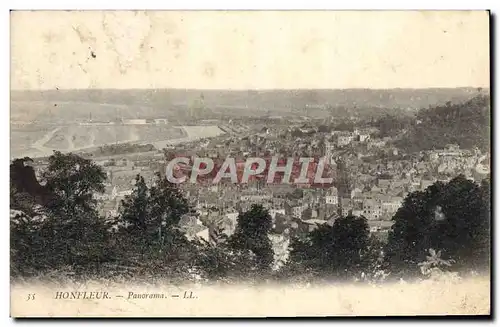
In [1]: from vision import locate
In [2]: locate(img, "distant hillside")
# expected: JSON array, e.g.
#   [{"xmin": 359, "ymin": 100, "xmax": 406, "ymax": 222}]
[
  {"xmin": 11, "ymin": 88, "xmax": 487, "ymax": 122},
  {"xmin": 396, "ymin": 94, "xmax": 491, "ymax": 152}
]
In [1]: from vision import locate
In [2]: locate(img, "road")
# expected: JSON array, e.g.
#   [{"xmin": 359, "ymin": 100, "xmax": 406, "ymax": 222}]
[{"xmin": 31, "ymin": 127, "xmax": 62, "ymax": 156}]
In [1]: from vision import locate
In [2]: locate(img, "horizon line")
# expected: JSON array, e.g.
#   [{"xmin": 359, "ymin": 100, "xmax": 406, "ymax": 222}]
[{"xmin": 10, "ymin": 86, "xmax": 490, "ymax": 92}]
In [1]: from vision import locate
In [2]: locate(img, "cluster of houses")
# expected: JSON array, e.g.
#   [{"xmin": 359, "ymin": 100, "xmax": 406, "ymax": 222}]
[
  {"xmin": 330, "ymin": 128, "xmax": 374, "ymax": 147},
  {"xmin": 50, "ymin": 115, "xmax": 488, "ymax": 271}
]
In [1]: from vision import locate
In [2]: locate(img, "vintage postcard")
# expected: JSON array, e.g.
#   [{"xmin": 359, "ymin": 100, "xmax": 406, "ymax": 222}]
[{"xmin": 10, "ymin": 10, "xmax": 491, "ymax": 317}]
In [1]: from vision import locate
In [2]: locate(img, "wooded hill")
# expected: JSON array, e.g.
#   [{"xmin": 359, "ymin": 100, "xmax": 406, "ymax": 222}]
[{"xmin": 395, "ymin": 94, "xmax": 490, "ymax": 152}]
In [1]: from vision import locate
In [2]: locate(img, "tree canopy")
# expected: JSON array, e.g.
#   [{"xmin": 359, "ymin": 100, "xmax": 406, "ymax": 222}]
[
  {"xmin": 285, "ymin": 215, "xmax": 370, "ymax": 281},
  {"xmin": 385, "ymin": 175, "xmax": 490, "ymax": 277},
  {"xmin": 228, "ymin": 204, "xmax": 274, "ymax": 272}
]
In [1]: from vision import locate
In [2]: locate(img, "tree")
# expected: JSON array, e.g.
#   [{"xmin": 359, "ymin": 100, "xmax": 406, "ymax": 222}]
[
  {"xmin": 10, "ymin": 157, "xmax": 53, "ymax": 211},
  {"xmin": 42, "ymin": 152, "xmax": 110, "ymax": 271},
  {"xmin": 359, "ymin": 235, "xmax": 389, "ymax": 283},
  {"xmin": 119, "ymin": 174, "xmax": 149, "ymax": 233},
  {"xmin": 106, "ymin": 172, "xmax": 196, "ymax": 283},
  {"xmin": 42, "ymin": 151, "xmax": 106, "ymax": 217},
  {"xmin": 476, "ymin": 177, "xmax": 491, "ymax": 268},
  {"xmin": 286, "ymin": 215, "xmax": 370, "ymax": 281},
  {"xmin": 118, "ymin": 172, "xmax": 189, "ymax": 246},
  {"xmin": 396, "ymin": 95, "xmax": 490, "ymax": 152},
  {"xmin": 11, "ymin": 152, "xmax": 111, "ymax": 276},
  {"xmin": 372, "ymin": 114, "xmax": 412, "ymax": 138},
  {"xmin": 280, "ymin": 234, "xmax": 319, "ymax": 283},
  {"xmin": 148, "ymin": 172, "xmax": 190, "ymax": 232},
  {"xmin": 384, "ymin": 175, "xmax": 490, "ymax": 278},
  {"xmin": 330, "ymin": 215, "xmax": 370, "ymax": 273},
  {"xmin": 10, "ymin": 184, "xmax": 38, "ymax": 217},
  {"xmin": 10, "ymin": 208, "xmax": 47, "ymax": 275},
  {"xmin": 228, "ymin": 205, "xmax": 274, "ymax": 272},
  {"xmin": 194, "ymin": 239, "xmax": 260, "ymax": 284}
]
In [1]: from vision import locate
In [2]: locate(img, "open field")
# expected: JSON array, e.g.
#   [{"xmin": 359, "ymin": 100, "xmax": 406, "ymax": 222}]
[
  {"xmin": 10, "ymin": 124, "xmax": 186, "ymax": 159},
  {"xmin": 10, "ymin": 125, "xmax": 54, "ymax": 158},
  {"xmin": 43, "ymin": 125, "xmax": 185, "ymax": 150},
  {"xmin": 10, "ymin": 123, "xmax": 226, "ymax": 159}
]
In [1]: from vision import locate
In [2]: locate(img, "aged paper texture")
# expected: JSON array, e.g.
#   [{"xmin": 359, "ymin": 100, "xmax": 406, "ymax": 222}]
[{"xmin": 10, "ymin": 10, "xmax": 490, "ymax": 317}]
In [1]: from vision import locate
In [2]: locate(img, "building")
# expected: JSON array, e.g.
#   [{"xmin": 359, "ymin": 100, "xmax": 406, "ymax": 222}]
[
  {"xmin": 123, "ymin": 119, "xmax": 147, "ymax": 125},
  {"xmin": 325, "ymin": 186, "xmax": 339, "ymax": 206},
  {"xmin": 349, "ymin": 187, "xmax": 362, "ymax": 198},
  {"xmin": 354, "ymin": 129, "xmax": 371, "ymax": 142},
  {"xmin": 291, "ymin": 205, "xmax": 306, "ymax": 219},
  {"xmin": 381, "ymin": 196, "xmax": 403, "ymax": 218},
  {"xmin": 368, "ymin": 139, "xmax": 387, "ymax": 149},
  {"xmin": 240, "ymin": 194, "xmax": 272, "ymax": 202},
  {"xmin": 325, "ymin": 194, "xmax": 338, "ymax": 206},
  {"xmin": 362, "ymin": 198, "xmax": 382, "ymax": 220},
  {"xmin": 154, "ymin": 118, "xmax": 169, "ymax": 124},
  {"xmin": 196, "ymin": 228, "xmax": 210, "ymax": 242},
  {"xmin": 269, "ymin": 209, "xmax": 286, "ymax": 220},
  {"xmin": 336, "ymin": 133, "xmax": 354, "ymax": 147},
  {"xmin": 340, "ymin": 197, "xmax": 353, "ymax": 217},
  {"xmin": 352, "ymin": 209, "xmax": 364, "ymax": 217},
  {"xmin": 324, "ymin": 140, "xmax": 336, "ymax": 159},
  {"xmin": 378, "ymin": 179, "xmax": 391, "ymax": 189}
]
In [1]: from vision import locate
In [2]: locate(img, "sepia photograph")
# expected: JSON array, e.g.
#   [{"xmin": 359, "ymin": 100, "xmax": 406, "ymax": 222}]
[{"xmin": 9, "ymin": 10, "xmax": 491, "ymax": 317}]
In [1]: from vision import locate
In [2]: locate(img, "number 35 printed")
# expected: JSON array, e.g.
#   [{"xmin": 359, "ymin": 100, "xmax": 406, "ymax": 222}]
[{"xmin": 26, "ymin": 293, "xmax": 35, "ymax": 301}]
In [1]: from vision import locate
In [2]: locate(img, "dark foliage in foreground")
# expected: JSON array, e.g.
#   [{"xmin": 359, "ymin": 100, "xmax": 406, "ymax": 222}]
[
  {"xmin": 283, "ymin": 215, "xmax": 370, "ymax": 282},
  {"xmin": 384, "ymin": 175, "xmax": 491, "ymax": 278},
  {"xmin": 10, "ymin": 152, "xmax": 491, "ymax": 284}
]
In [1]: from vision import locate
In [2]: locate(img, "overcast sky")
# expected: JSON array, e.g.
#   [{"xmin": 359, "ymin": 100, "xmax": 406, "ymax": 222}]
[{"xmin": 10, "ymin": 11, "xmax": 490, "ymax": 90}]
